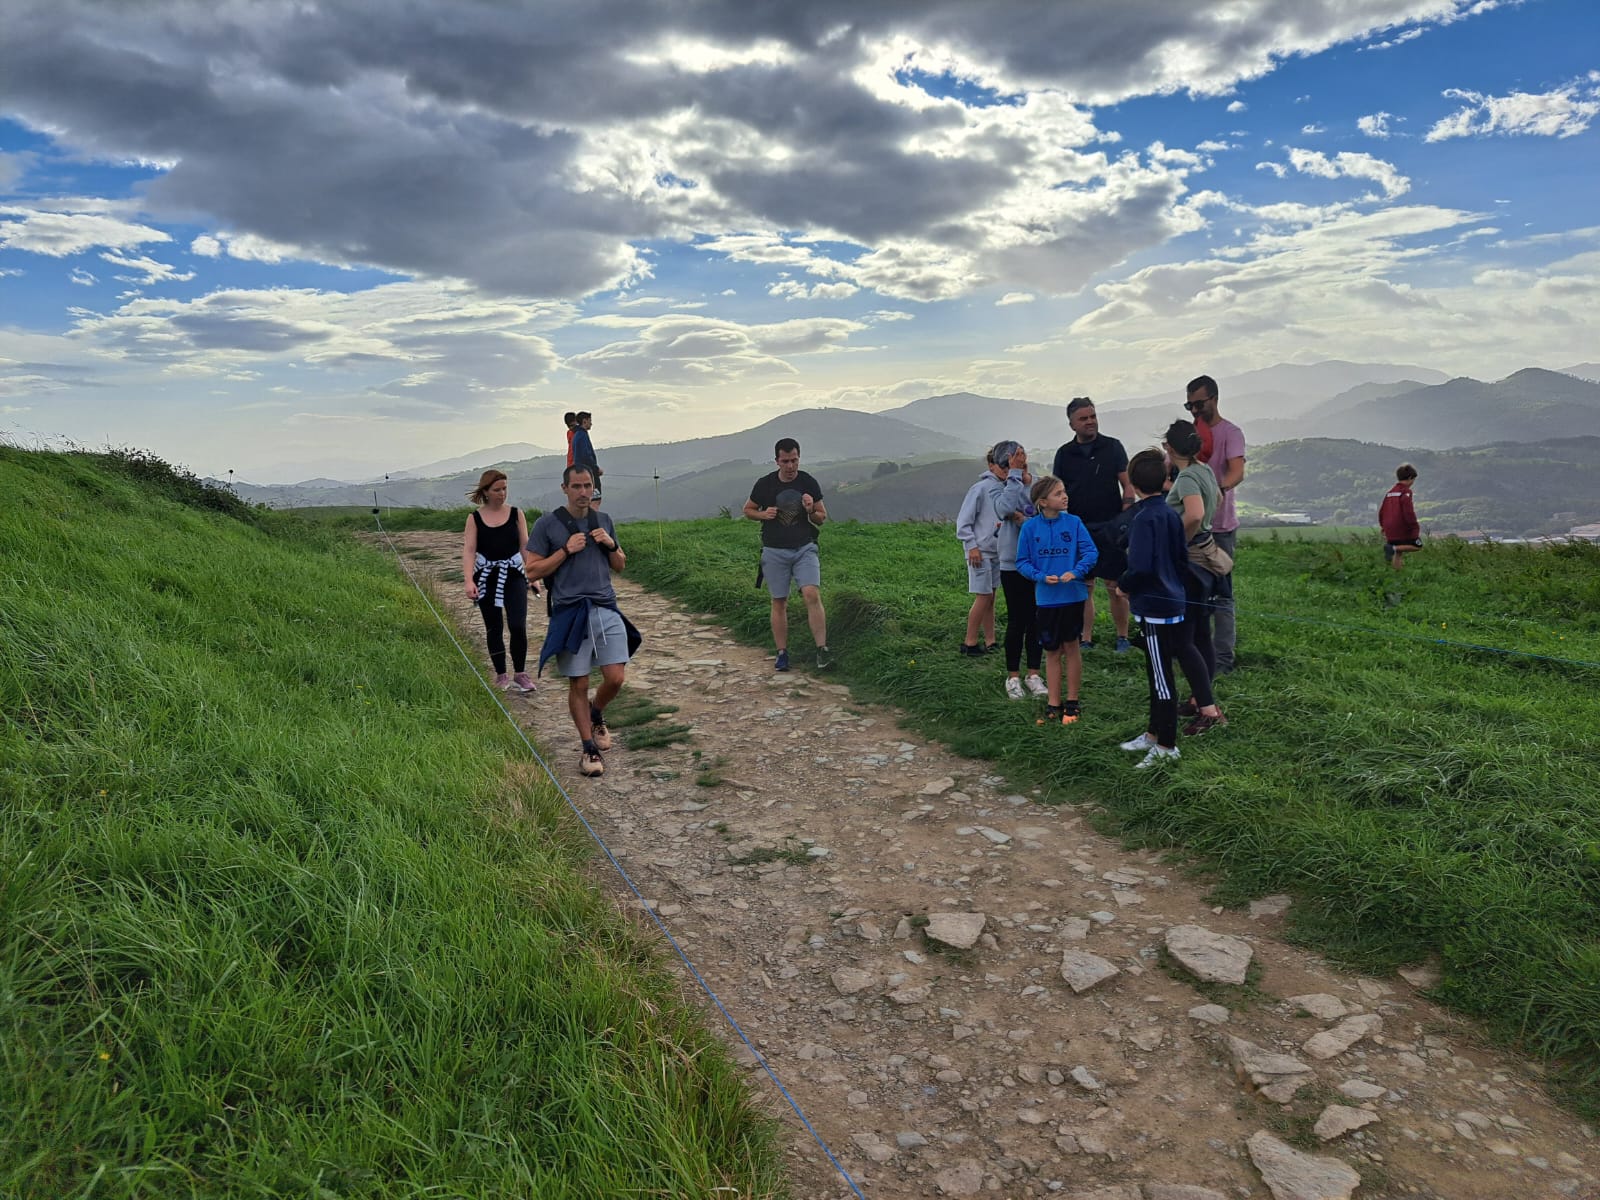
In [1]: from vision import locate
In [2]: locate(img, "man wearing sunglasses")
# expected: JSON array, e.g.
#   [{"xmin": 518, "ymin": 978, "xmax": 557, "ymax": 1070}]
[{"xmin": 1185, "ymin": 375, "xmax": 1245, "ymax": 674}]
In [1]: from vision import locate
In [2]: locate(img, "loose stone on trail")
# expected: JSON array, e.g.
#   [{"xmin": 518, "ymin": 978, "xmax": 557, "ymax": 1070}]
[
  {"xmin": 1060, "ymin": 948, "xmax": 1121, "ymax": 994},
  {"xmin": 1246, "ymin": 1130, "xmax": 1361, "ymax": 1200},
  {"xmin": 1164, "ymin": 924, "xmax": 1254, "ymax": 985},
  {"xmin": 924, "ymin": 912, "xmax": 987, "ymax": 950}
]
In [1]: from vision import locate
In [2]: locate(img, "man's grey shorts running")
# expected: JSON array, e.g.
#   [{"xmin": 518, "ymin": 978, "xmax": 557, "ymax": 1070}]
[{"xmin": 761, "ymin": 543, "xmax": 821, "ymax": 599}]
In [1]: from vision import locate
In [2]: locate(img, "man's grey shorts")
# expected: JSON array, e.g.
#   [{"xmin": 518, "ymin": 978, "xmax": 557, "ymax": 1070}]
[
  {"xmin": 555, "ymin": 606, "xmax": 631, "ymax": 676},
  {"xmin": 762, "ymin": 543, "xmax": 821, "ymax": 599},
  {"xmin": 966, "ymin": 553, "xmax": 1000, "ymax": 595}
]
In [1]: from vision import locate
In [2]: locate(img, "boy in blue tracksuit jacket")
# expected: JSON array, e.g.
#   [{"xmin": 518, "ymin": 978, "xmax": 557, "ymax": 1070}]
[
  {"xmin": 1111, "ymin": 449, "xmax": 1188, "ymax": 767},
  {"xmin": 1015, "ymin": 474, "xmax": 1097, "ymax": 725}
]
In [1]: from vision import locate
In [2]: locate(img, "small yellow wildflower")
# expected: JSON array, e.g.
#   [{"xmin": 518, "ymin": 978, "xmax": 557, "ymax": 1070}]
[{"xmin": 98, "ymin": 1052, "xmax": 110, "ymax": 1061}]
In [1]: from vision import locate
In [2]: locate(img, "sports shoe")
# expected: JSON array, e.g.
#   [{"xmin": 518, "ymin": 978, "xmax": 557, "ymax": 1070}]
[
  {"xmin": 1115, "ymin": 636, "xmax": 1132, "ymax": 654},
  {"xmin": 1135, "ymin": 744, "xmax": 1180, "ymax": 769},
  {"xmin": 958, "ymin": 642, "xmax": 986, "ymax": 657},
  {"xmin": 579, "ymin": 746, "xmax": 606, "ymax": 777},
  {"xmin": 511, "ymin": 672, "xmax": 536, "ymax": 694},
  {"xmin": 1036, "ymin": 704, "xmax": 1063, "ymax": 726},
  {"xmin": 590, "ymin": 707, "xmax": 612, "ymax": 750},
  {"xmin": 816, "ymin": 646, "xmax": 833, "ymax": 670},
  {"xmin": 775, "ymin": 649, "xmax": 790, "ymax": 672},
  {"xmin": 1177, "ymin": 697, "xmax": 1199, "ymax": 718},
  {"xmin": 1061, "ymin": 699, "xmax": 1081, "ymax": 725},
  {"xmin": 1182, "ymin": 710, "xmax": 1228, "ymax": 737},
  {"xmin": 1005, "ymin": 677, "xmax": 1026, "ymax": 701},
  {"xmin": 982, "ymin": 642, "xmax": 1000, "ymax": 654},
  {"xmin": 493, "ymin": 672, "xmax": 511, "ymax": 689},
  {"xmin": 1079, "ymin": 639, "xmax": 1095, "ymax": 651},
  {"xmin": 1024, "ymin": 674, "xmax": 1048, "ymax": 697},
  {"xmin": 1119, "ymin": 732, "xmax": 1156, "ymax": 752}
]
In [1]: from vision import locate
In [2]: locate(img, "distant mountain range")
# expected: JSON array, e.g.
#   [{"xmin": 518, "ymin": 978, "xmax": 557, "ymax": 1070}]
[{"xmin": 233, "ymin": 361, "xmax": 1600, "ymax": 533}]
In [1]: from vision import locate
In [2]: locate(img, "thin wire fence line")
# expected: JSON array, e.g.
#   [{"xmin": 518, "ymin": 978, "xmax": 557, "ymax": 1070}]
[{"xmin": 373, "ymin": 515, "xmax": 869, "ymax": 1200}]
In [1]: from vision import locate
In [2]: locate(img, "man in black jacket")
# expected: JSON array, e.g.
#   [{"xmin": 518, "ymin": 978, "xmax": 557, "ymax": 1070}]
[{"xmin": 1051, "ymin": 397, "xmax": 1135, "ymax": 653}]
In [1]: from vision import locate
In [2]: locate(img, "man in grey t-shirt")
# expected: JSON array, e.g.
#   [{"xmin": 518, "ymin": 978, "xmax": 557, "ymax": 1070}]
[{"xmin": 526, "ymin": 464, "xmax": 633, "ymax": 778}]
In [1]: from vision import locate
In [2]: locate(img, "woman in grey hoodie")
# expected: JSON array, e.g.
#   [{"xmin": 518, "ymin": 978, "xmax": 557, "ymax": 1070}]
[{"xmin": 989, "ymin": 441, "xmax": 1044, "ymax": 700}]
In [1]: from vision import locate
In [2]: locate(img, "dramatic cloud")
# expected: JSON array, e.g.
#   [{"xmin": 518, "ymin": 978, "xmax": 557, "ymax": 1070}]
[
  {"xmin": 0, "ymin": 205, "xmax": 170, "ymax": 256},
  {"xmin": 0, "ymin": 0, "xmax": 1508, "ymax": 303},
  {"xmin": 1285, "ymin": 148, "xmax": 1410, "ymax": 198},
  {"xmin": 567, "ymin": 313, "xmax": 868, "ymax": 385},
  {"xmin": 1426, "ymin": 75, "xmax": 1600, "ymax": 141}
]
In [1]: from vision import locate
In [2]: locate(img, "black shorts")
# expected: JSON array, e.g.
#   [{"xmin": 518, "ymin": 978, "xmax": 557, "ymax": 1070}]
[
  {"xmin": 1035, "ymin": 602, "xmax": 1086, "ymax": 650},
  {"xmin": 1384, "ymin": 539, "xmax": 1422, "ymax": 560}
]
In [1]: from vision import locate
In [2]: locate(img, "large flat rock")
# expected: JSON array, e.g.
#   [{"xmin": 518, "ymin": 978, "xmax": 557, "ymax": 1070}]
[{"xmin": 1164, "ymin": 924, "xmax": 1253, "ymax": 984}]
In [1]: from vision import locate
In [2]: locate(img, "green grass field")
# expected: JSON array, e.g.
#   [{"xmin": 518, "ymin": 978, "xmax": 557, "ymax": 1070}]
[
  {"xmin": 621, "ymin": 517, "xmax": 1600, "ymax": 1116},
  {"xmin": 0, "ymin": 449, "xmax": 783, "ymax": 1198}
]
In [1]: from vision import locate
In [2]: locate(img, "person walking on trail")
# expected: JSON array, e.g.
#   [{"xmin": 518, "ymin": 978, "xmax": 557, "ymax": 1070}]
[
  {"xmin": 994, "ymin": 444, "xmax": 1047, "ymax": 701},
  {"xmin": 957, "ymin": 442, "xmax": 1027, "ymax": 658},
  {"xmin": 1380, "ymin": 464, "xmax": 1423, "ymax": 570},
  {"xmin": 525, "ymin": 465, "xmax": 641, "ymax": 778},
  {"xmin": 1051, "ymin": 397, "xmax": 1135, "ymax": 654},
  {"xmin": 1015, "ymin": 474, "xmax": 1097, "ymax": 726},
  {"xmin": 1186, "ymin": 374, "xmax": 1245, "ymax": 674},
  {"xmin": 570, "ymin": 411, "xmax": 603, "ymax": 501},
  {"xmin": 462, "ymin": 469, "xmax": 537, "ymax": 695},
  {"xmin": 1163, "ymin": 420, "xmax": 1230, "ymax": 737},
  {"xmin": 744, "ymin": 437, "xmax": 831, "ymax": 672},
  {"xmin": 1109, "ymin": 449, "xmax": 1190, "ymax": 769}
]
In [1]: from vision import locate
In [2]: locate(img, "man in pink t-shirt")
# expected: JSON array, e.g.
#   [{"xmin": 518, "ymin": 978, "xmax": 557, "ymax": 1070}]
[{"xmin": 1187, "ymin": 374, "xmax": 1245, "ymax": 674}]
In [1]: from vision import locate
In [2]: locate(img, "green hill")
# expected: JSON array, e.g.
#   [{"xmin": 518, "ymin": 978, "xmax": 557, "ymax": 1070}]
[
  {"xmin": 0, "ymin": 447, "xmax": 781, "ymax": 1197},
  {"xmin": 1247, "ymin": 436, "xmax": 1600, "ymax": 534}
]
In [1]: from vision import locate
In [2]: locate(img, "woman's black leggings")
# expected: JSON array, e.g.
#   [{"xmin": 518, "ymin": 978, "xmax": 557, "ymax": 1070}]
[
  {"xmin": 1000, "ymin": 569, "xmax": 1042, "ymax": 673},
  {"xmin": 478, "ymin": 573, "xmax": 529, "ymax": 674},
  {"xmin": 1174, "ymin": 596, "xmax": 1215, "ymax": 709}
]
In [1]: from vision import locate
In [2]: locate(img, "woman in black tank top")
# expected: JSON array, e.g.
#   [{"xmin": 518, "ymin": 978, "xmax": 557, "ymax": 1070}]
[{"xmin": 462, "ymin": 470, "xmax": 537, "ymax": 693}]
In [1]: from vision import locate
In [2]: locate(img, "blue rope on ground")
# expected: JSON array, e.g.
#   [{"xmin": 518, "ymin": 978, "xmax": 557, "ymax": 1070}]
[{"xmin": 373, "ymin": 516, "xmax": 869, "ymax": 1200}]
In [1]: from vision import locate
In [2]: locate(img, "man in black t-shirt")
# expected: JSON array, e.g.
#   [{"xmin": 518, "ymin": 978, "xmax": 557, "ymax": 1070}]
[
  {"xmin": 1051, "ymin": 397, "xmax": 1135, "ymax": 653},
  {"xmin": 743, "ymin": 437, "xmax": 831, "ymax": 671}
]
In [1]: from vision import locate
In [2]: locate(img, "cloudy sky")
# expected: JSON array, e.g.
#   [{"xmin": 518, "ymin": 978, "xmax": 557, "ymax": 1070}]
[{"xmin": 2, "ymin": 0, "xmax": 1597, "ymax": 481}]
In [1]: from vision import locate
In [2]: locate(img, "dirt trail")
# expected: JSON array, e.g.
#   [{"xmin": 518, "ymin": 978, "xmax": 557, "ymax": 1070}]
[{"xmin": 398, "ymin": 531, "xmax": 1595, "ymax": 1200}]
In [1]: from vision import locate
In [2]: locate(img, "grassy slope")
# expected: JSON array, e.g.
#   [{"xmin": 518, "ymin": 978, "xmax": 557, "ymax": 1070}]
[
  {"xmin": 0, "ymin": 449, "xmax": 783, "ymax": 1199},
  {"xmin": 622, "ymin": 518, "xmax": 1600, "ymax": 1115}
]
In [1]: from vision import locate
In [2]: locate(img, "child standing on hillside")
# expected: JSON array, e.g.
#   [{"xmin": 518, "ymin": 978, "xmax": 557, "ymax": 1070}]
[
  {"xmin": 1110, "ymin": 449, "xmax": 1190, "ymax": 769},
  {"xmin": 1379, "ymin": 464, "xmax": 1422, "ymax": 570},
  {"xmin": 1016, "ymin": 475, "xmax": 1097, "ymax": 725}
]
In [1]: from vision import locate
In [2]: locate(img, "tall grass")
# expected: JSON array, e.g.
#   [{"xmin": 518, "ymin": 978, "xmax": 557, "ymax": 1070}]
[
  {"xmin": 622, "ymin": 518, "xmax": 1600, "ymax": 1117},
  {"xmin": 0, "ymin": 448, "xmax": 783, "ymax": 1198}
]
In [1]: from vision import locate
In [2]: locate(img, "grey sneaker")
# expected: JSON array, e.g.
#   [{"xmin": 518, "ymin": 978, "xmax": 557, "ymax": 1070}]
[
  {"xmin": 1134, "ymin": 744, "xmax": 1180, "ymax": 770},
  {"xmin": 1119, "ymin": 732, "xmax": 1156, "ymax": 752},
  {"xmin": 1005, "ymin": 676, "xmax": 1026, "ymax": 701},
  {"xmin": 816, "ymin": 646, "xmax": 832, "ymax": 670},
  {"xmin": 1024, "ymin": 674, "xmax": 1048, "ymax": 697}
]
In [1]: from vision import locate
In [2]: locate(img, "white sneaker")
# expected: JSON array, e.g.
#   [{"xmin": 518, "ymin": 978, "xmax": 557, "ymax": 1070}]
[
  {"xmin": 1005, "ymin": 677, "xmax": 1026, "ymax": 701},
  {"xmin": 1119, "ymin": 732, "xmax": 1156, "ymax": 752},
  {"xmin": 1134, "ymin": 744, "xmax": 1181, "ymax": 770},
  {"xmin": 1024, "ymin": 674, "xmax": 1048, "ymax": 697}
]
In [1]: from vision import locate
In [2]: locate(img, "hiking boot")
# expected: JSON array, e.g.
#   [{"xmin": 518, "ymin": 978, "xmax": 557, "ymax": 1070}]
[
  {"xmin": 1005, "ymin": 676, "xmax": 1026, "ymax": 701},
  {"xmin": 1024, "ymin": 674, "xmax": 1048, "ymax": 697},
  {"xmin": 493, "ymin": 672, "xmax": 511, "ymax": 689},
  {"xmin": 1119, "ymin": 732, "xmax": 1156, "ymax": 752},
  {"xmin": 1182, "ymin": 710, "xmax": 1228, "ymax": 737},
  {"xmin": 816, "ymin": 646, "xmax": 833, "ymax": 670},
  {"xmin": 1177, "ymin": 697, "xmax": 1199, "ymax": 719},
  {"xmin": 511, "ymin": 672, "xmax": 536, "ymax": 694},
  {"xmin": 1036, "ymin": 705, "xmax": 1063, "ymax": 726},
  {"xmin": 775, "ymin": 649, "xmax": 790, "ymax": 672},
  {"xmin": 590, "ymin": 707, "xmax": 612, "ymax": 751},
  {"xmin": 1061, "ymin": 700, "xmax": 1082, "ymax": 725},
  {"xmin": 1135, "ymin": 744, "xmax": 1180, "ymax": 769},
  {"xmin": 579, "ymin": 746, "xmax": 606, "ymax": 777},
  {"xmin": 1115, "ymin": 636, "xmax": 1132, "ymax": 654}
]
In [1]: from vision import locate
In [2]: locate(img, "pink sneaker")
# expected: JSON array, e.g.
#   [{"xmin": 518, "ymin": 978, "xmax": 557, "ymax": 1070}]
[
  {"xmin": 511, "ymin": 672, "xmax": 536, "ymax": 694},
  {"xmin": 493, "ymin": 672, "xmax": 511, "ymax": 689}
]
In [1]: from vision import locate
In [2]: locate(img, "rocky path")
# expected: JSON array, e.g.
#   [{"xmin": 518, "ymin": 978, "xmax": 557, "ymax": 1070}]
[{"xmin": 398, "ymin": 532, "xmax": 1596, "ymax": 1200}]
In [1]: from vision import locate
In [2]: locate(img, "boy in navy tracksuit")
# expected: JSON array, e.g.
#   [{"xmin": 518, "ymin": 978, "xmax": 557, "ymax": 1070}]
[
  {"xmin": 1015, "ymin": 474, "xmax": 1098, "ymax": 725},
  {"xmin": 1112, "ymin": 449, "xmax": 1189, "ymax": 768}
]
